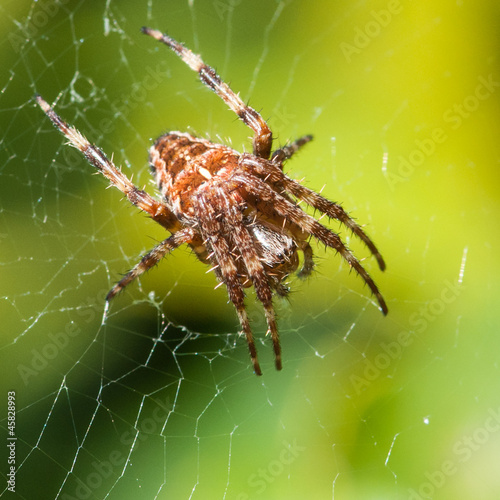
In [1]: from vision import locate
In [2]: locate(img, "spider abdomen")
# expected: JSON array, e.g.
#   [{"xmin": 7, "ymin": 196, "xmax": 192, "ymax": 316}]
[{"xmin": 150, "ymin": 132, "xmax": 240, "ymax": 218}]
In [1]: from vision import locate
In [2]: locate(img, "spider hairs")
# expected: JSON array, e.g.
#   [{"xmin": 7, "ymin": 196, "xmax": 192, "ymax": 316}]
[{"xmin": 36, "ymin": 27, "xmax": 387, "ymax": 375}]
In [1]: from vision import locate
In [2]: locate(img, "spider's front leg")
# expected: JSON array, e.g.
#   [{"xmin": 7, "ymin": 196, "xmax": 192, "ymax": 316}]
[
  {"xmin": 141, "ymin": 27, "xmax": 273, "ymax": 159},
  {"xmin": 36, "ymin": 95, "xmax": 191, "ymax": 301},
  {"xmin": 35, "ymin": 95, "xmax": 181, "ymax": 233}
]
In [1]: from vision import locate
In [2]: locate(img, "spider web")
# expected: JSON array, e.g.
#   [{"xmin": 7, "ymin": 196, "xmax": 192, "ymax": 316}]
[{"xmin": 1, "ymin": 1, "xmax": 500, "ymax": 499}]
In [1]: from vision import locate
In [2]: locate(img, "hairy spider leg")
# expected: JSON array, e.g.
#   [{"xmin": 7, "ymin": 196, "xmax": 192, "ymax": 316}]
[
  {"xmin": 35, "ymin": 95, "xmax": 197, "ymax": 300},
  {"xmin": 240, "ymin": 155, "xmax": 387, "ymax": 273},
  {"xmin": 236, "ymin": 173, "xmax": 388, "ymax": 315},
  {"xmin": 296, "ymin": 240, "xmax": 315, "ymax": 279},
  {"xmin": 36, "ymin": 25, "xmax": 388, "ymax": 374},
  {"xmin": 106, "ymin": 229, "xmax": 195, "ymax": 300},
  {"xmin": 280, "ymin": 177, "xmax": 386, "ymax": 271},
  {"xmin": 271, "ymin": 134, "xmax": 313, "ymax": 164},
  {"xmin": 194, "ymin": 194, "xmax": 263, "ymax": 375},
  {"xmin": 222, "ymin": 194, "xmax": 282, "ymax": 371},
  {"xmin": 35, "ymin": 95, "xmax": 181, "ymax": 233},
  {"xmin": 141, "ymin": 27, "xmax": 273, "ymax": 160}
]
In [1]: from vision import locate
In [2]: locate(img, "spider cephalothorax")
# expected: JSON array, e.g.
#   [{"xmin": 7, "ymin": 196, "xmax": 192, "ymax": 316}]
[{"xmin": 36, "ymin": 27, "xmax": 387, "ymax": 375}]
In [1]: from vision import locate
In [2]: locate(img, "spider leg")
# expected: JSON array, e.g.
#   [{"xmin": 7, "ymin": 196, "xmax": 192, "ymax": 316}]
[
  {"xmin": 35, "ymin": 95, "xmax": 181, "ymax": 232},
  {"xmin": 297, "ymin": 240, "xmax": 315, "ymax": 279},
  {"xmin": 141, "ymin": 27, "xmax": 273, "ymax": 160},
  {"xmin": 239, "ymin": 155, "xmax": 386, "ymax": 271},
  {"xmin": 194, "ymin": 194, "xmax": 262, "ymax": 375},
  {"xmin": 280, "ymin": 177, "xmax": 386, "ymax": 271},
  {"xmin": 235, "ymin": 173, "xmax": 388, "ymax": 315},
  {"xmin": 106, "ymin": 228, "xmax": 195, "ymax": 301},
  {"xmin": 225, "ymin": 202, "xmax": 282, "ymax": 371},
  {"xmin": 271, "ymin": 134, "xmax": 313, "ymax": 164}
]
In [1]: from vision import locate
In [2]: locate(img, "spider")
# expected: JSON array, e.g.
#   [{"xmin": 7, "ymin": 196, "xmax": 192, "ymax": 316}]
[{"xmin": 36, "ymin": 27, "xmax": 387, "ymax": 375}]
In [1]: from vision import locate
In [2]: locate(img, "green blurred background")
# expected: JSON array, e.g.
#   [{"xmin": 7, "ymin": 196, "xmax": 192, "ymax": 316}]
[{"xmin": 1, "ymin": 0, "xmax": 499, "ymax": 499}]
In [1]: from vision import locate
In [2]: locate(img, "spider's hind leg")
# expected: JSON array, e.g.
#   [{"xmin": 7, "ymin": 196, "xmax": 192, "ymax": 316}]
[
  {"xmin": 237, "ymin": 173, "xmax": 388, "ymax": 315},
  {"xmin": 282, "ymin": 176, "xmax": 386, "ymax": 272}
]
